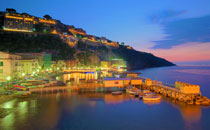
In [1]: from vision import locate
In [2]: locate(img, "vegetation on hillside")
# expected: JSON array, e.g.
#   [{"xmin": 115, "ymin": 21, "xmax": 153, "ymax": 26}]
[
  {"xmin": 0, "ymin": 31, "xmax": 175, "ymax": 69},
  {"xmin": 0, "ymin": 31, "xmax": 75, "ymax": 60},
  {"xmin": 76, "ymin": 40, "xmax": 175, "ymax": 69}
]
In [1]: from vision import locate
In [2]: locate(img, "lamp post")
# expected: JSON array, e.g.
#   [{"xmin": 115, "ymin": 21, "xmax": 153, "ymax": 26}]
[{"xmin": 6, "ymin": 76, "xmax": 11, "ymax": 89}]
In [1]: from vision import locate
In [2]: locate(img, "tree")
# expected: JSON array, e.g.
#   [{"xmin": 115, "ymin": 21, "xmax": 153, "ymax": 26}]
[
  {"xmin": 43, "ymin": 14, "xmax": 52, "ymax": 19},
  {"xmin": 121, "ymin": 42, "xmax": 125, "ymax": 46}
]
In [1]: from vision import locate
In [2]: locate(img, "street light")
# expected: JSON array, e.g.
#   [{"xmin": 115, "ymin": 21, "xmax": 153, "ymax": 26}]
[
  {"xmin": 6, "ymin": 76, "xmax": 11, "ymax": 89},
  {"xmin": 6, "ymin": 76, "xmax": 11, "ymax": 81},
  {"xmin": 22, "ymin": 73, "xmax": 25, "ymax": 77}
]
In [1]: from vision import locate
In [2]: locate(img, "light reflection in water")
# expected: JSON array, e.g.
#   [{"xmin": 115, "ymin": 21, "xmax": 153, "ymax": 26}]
[
  {"xmin": 178, "ymin": 104, "xmax": 202, "ymax": 130},
  {"xmin": 104, "ymin": 93, "xmax": 133, "ymax": 104},
  {"xmin": 1, "ymin": 113, "xmax": 15, "ymax": 130},
  {"xmin": 17, "ymin": 101, "xmax": 28, "ymax": 121},
  {"xmin": 1, "ymin": 99, "xmax": 17, "ymax": 108},
  {"xmin": 165, "ymin": 98, "xmax": 202, "ymax": 130},
  {"xmin": 0, "ymin": 92, "xmax": 207, "ymax": 130},
  {"xmin": 143, "ymin": 100, "xmax": 161, "ymax": 105}
]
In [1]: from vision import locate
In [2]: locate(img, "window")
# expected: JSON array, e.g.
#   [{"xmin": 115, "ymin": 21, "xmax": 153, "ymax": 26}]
[{"xmin": 0, "ymin": 61, "xmax": 3, "ymax": 66}]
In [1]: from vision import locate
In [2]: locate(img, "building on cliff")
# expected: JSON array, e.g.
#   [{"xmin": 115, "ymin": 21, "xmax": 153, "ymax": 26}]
[{"xmin": 0, "ymin": 8, "xmax": 56, "ymax": 32}]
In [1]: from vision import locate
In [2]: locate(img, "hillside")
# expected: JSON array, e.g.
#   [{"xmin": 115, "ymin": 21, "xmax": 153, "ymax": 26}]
[
  {"xmin": 76, "ymin": 40, "xmax": 175, "ymax": 70},
  {"xmin": 0, "ymin": 31, "xmax": 175, "ymax": 70},
  {"xmin": 0, "ymin": 31, "xmax": 75, "ymax": 60}
]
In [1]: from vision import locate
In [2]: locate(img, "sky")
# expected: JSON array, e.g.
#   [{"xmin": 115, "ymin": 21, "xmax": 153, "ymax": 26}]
[{"xmin": 1, "ymin": 0, "xmax": 210, "ymax": 63}]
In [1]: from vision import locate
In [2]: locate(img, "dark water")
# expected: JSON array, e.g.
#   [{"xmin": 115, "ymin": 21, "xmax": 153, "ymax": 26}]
[{"xmin": 0, "ymin": 66, "xmax": 210, "ymax": 130}]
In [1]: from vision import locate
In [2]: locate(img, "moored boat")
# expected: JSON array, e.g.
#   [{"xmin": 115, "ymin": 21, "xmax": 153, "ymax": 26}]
[
  {"xmin": 129, "ymin": 90, "xmax": 135, "ymax": 95},
  {"xmin": 143, "ymin": 95, "xmax": 161, "ymax": 101},
  {"xmin": 112, "ymin": 91, "xmax": 123, "ymax": 95}
]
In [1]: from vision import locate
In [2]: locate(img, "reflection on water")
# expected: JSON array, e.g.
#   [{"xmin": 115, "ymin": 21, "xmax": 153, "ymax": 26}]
[
  {"xmin": 143, "ymin": 100, "xmax": 161, "ymax": 105},
  {"xmin": 2, "ymin": 99, "xmax": 17, "ymax": 109},
  {"xmin": 1, "ymin": 113, "xmax": 15, "ymax": 130},
  {"xmin": 0, "ymin": 92, "xmax": 208, "ymax": 130},
  {"xmin": 174, "ymin": 69, "xmax": 210, "ymax": 76},
  {"xmin": 165, "ymin": 98, "xmax": 202, "ymax": 130}
]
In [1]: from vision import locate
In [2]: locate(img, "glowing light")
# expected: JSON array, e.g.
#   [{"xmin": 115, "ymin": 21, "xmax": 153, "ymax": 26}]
[
  {"xmin": 3, "ymin": 28, "xmax": 33, "ymax": 32},
  {"xmin": 6, "ymin": 76, "xmax": 11, "ymax": 81},
  {"xmin": 24, "ymin": 18, "xmax": 34, "ymax": 21},
  {"xmin": 39, "ymin": 18, "xmax": 56, "ymax": 24},
  {"xmin": 22, "ymin": 73, "xmax": 25, "ymax": 77},
  {"xmin": 5, "ymin": 15, "xmax": 23, "ymax": 20}
]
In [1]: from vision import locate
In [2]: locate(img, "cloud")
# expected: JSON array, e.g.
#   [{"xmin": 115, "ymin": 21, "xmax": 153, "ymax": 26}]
[
  {"xmin": 150, "ymin": 10, "xmax": 186, "ymax": 24},
  {"xmin": 152, "ymin": 14, "xmax": 210, "ymax": 49}
]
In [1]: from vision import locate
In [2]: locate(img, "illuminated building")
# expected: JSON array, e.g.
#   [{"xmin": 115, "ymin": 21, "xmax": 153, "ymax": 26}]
[
  {"xmin": 38, "ymin": 18, "xmax": 56, "ymax": 24},
  {"xmin": 69, "ymin": 27, "xmax": 87, "ymax": 36},
  {"xmin": 175, "ymin": 81, "xmax": 201, "ymax": 94},
  {"xmin": 145, "ymin": 79, "xmax": 152, "ymax": 86},
  {"xmin": 99, "ymin": 37, "xmax": 119, "ymax": 47},
  {"xmin": 101, "ymin": 61, "xmax": 111, "ymax": 68},
  {"xmin": 65, "ymin": 60, "xmax": 78, "ymax": 70},
  {"xmin": 1, "ymin": 8, "xmax": 56, "ymax": 32},
  {"xmin": 60, "ymin": 33, "xmax": 78, "ymax": 47},
  {"xmin": 3, "ymin": 13, "xmax": 34, "ymax": 32},
  {"xmin": 86, "ymin": 35, "xmax": 97, "ymax": 42},
  {"xmin": 16, "ymin": 52, "xmax": 52, "ymax": 69},
  {"xmin": 111, "ymin": 59, "xmax": 127, "ymax": 68},
  {"xmin": 21, "ymin": 59, "xmax": 39, "ymax": 75},
  {"xmin": 104, "ymin": 78, "xmax": 142, "ymax": 87},
  {"xmin": 125, "ymin": 45, "xmax": 133, "ymax": 49},
  {"xmin": 51, "ymin": 60, "xmax": 66, "ymax": 71},
  {"xmin": 0, "ymin": 51, "xmax": 22, "ymax": 81}
]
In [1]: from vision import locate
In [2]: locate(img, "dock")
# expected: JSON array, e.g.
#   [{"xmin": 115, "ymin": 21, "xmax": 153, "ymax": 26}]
[{"xmin": 25, "ymin": 74, "xmax": 210, "ymax": 106}]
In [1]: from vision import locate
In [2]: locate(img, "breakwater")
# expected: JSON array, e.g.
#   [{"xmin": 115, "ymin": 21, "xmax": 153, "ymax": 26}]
[{"xmin": 140, "ymin": 81, "xmax": 210, "ymax": 106}]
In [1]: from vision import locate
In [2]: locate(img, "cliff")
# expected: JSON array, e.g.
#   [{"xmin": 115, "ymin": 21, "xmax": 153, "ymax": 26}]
[
  {"xmin": 0, "ymin": 31, "xmax": 175, "ymax": 70},
  {"xmin": 76, "ymin": 40, "xmax": 175, "ymax": 70}
]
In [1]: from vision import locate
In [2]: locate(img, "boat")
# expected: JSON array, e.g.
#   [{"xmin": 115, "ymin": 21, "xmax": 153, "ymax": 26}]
[
  {"xmin": 129, "ymin": 90, "xmax": 135, "ymax": 95},
  {"xmin": 13, "ymin": 85, "xmax": 27, "ymax": 91},
  {"xmin": 143, "ymin": 95, "xmax": 161, "ymax": 101},
  {"xmin": 13, "ymin": 91, "xmax": 31, "ymax": 97},
  {"xmin": 112, "ymin": 91, "xmax": 123, "ymax": 95}
]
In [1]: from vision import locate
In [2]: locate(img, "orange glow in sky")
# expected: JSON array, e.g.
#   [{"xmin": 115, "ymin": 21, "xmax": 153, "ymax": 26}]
[{"xmin": 147, "ymin": 42, "xmax": 210, "ymax": 62}]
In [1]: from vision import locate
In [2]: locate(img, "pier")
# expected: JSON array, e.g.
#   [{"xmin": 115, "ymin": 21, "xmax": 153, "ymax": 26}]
[
  {"xmin": 25, "ymin": 74, "xmax": 210, "ymax": 106},
  {"xmin": 140, "ymin": 80, "xmax": 210, "ymax": 106}
]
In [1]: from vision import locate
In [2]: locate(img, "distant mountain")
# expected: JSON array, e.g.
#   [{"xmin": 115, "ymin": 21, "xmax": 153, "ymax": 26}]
[{"xmin": 0, "ymin": 31, "xmax": 175, "ymax": 70}]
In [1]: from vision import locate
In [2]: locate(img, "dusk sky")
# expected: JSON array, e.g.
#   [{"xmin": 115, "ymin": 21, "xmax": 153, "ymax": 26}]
[{"xmin": 1, "ymin": 0, "xmax": 210, "ymax": 63}]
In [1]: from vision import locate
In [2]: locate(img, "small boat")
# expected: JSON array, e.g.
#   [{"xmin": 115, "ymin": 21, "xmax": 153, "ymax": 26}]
[
  {"xmin": 129, "ymin": 90, "xmax": 135, "ymax": 95},
  {"xmin": 112, "ymin": 91, "xmax": 122, "ymax": 95},
  {"xmin": 13, "ymin": 91, "xmax": 31, "ymax": 97},
  {"xmin": 143, "ymin": 95, "xmax": 161, "ymax": 101}
]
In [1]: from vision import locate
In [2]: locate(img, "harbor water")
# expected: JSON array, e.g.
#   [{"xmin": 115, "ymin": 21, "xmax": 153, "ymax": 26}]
[{"xmin": 0, "ymin": 65, "xmax": 210, "ymax": 130}]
